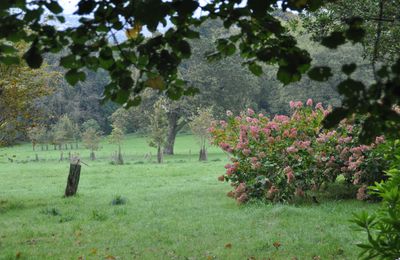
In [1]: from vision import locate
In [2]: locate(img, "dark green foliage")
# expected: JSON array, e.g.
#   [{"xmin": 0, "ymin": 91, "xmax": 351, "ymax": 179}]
[
  {"xmin": 352, "ymin": 167, "xmax": 400, "ymax": 259},
  {"xmin": 111, "ymin": 195, "xmax": 127, "ymax": 206}
]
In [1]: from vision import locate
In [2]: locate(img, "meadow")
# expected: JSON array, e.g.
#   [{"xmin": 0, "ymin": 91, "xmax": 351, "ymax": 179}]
[{"xmin": 0, "ymin": 134, "xmax": 378, "ymax": 260}]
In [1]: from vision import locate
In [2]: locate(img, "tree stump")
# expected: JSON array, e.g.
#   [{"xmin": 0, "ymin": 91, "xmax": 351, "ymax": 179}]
[{"xmin": 64, "ymin": 158, "xmax": 81, "ymax": 197}]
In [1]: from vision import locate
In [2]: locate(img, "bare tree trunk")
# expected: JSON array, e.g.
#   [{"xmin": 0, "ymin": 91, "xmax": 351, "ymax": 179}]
[
  {"xmin": 64, "ymin": 160, "xmax": 81, "ymax": 197},
  {"xmin": 90, "ymin": 150, "xmax": 96, "ymax": 160},
  {"xmin": 117, "ymin": 145, "xmax": 124, "ymax": 165},
  {"xmin": 53, "ymin": 144, "xmax": 56, "ymax": 150},
  {"xmin": 64, "ymin": 143, "xmax": 68, "ymax": 150},
  {"xmin": 32, "ymin": 142, "xmax": 35, "ymax": 151},
  {"xmin": 60, "ymin": 151, "xmax": 64, "ymax": 161},
  {"xmin": 199, "ymin": 144, "xmax": 207, "ymax": 161},
  {"xmin": 164, "ymin": 113, "xmax": 186, "ymax": 155},
  {"xmin": 157, "ymin": 145, "xmax": 163, "ymax": 163},
  {"xmin": 41, "ymin": 145, "xmax": 44, "ymax": 151},
  {"xmin": 46, "ymin": 144, "xmax": 48, "ymax": 151},
  {"xmin": 35, "ymin": 154, "xmax": 39, "ymax": 161},
  {"xmin": 70, "ymin": 143, "xmax": 73, "ymax": 149},
  {"xmin": 58, "ymin": 144, "xmax": 62, "ymax": 150}
]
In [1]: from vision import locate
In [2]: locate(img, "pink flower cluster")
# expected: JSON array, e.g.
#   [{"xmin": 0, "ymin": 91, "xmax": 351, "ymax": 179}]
[{"xmin": 209, "ymin": 99, "xmax": 386, "ymax": 203}]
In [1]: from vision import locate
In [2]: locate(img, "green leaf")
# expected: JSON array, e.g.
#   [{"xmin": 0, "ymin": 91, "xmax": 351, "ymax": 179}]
[
  {"xmin": 308, "ymin": 66, "xmax": 332, "ymax": 81},
  {"xmin": 76, "ymin": 0, "xmax": 97, "ymax": 15},
  {"xmin": 65, "ymin": 69, "xmax": 86, "ymax": 85},
  {"xmin": 45, "ymin": 1, "xmax": 63, "ymax": 14},
  {"xmin": 249, "ymin": 62, "xmax": 263, "ymax": 76},
  {"xmin": 321, "ymin": 31, "xmax": 346, "ymax": 49},
  {"xmin": 0, "ymin": 56, "xmax": 19, "ymax": 65},
  {"xmin": 23, "ymin": 43, "xmax": 43, "ymax": 69},
  {"xmin": 342, "ymin": 63, "xmax": 357, "ymax": 76},
  {"xmin": 322, "ymin": 107, "xmax": 349, "ymax": 128}
]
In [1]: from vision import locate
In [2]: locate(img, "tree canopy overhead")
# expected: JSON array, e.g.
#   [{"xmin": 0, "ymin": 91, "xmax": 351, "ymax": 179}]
[{"xmin": 0, "ymin": 0, "xmax": 399, "ymax": 141}]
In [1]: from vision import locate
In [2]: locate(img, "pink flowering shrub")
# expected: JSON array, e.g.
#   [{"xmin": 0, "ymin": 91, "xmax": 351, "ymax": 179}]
[{"xmin": 209, "ymin": 100, "xmax": 387, "ymax": 203}]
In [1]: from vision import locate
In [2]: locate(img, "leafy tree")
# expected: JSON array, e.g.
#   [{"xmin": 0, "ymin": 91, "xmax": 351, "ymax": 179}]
[
  {"xmin": 189, "ymin": 107, "xmax": 214, "ymax": 161},
  {"xmin": 109, "ymin": 124, "xmax": 124, "ymax": 165},
  {"xmin": 52, "ymin": 115, "xmax": 75, "ymax": 149},
  {"xmin": 0, "ymin": 42, "xmax": 56, "ymax": 145},
  {"xmin": 147, "ymin": 98, "xmax": 169, "ymax": 164},
  {"xmin": 82, "ymin": 119, "xmax": 101, "ymax": 132},
  {"xmin": 302, "ymin": 0, "xmax": 400, "ymax": 63},
  {"xmin": 82, "ymin": 122, "xmax": 101, "ymax": 161},
  {"xmin": 27, "ymin": 125, "xmax": 47, "ymax": 151}
]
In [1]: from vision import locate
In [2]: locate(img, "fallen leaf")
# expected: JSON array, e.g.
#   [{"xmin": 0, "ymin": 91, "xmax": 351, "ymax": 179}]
[
  {"xmin": 90, "ymin": 248, "xmax": 97, "ymax": 255},
  {"xmin": 273, "ymin": 241, "xmax": 281, "ymax": 249},
  {"xmin": 224, "ymin": 243, "xmax": 232, "ymax": 249},
  {"xmin": 105, "ymin": 255, "xmax": 116, "ymax": 260},
  {"xmin": 15, "ymin": 252, "xmax": 21, "ymax": 258}
]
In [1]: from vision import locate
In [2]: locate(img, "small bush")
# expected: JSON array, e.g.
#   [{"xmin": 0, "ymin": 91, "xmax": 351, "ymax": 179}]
[
  {"xmin": 91, "ymin": 209, "xmax": 107, "ymax": 221},
  {"xmin": 41, "ymin": 207, "xmax": 61, "ymax": 216},
  {"xmin": 111, "ymin": 195, "xmax": 127, "ymax": 205}
]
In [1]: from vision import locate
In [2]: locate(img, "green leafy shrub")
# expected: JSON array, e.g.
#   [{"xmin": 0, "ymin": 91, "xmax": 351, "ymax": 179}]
[
  {"xmin": 209, "ymin": 100, "xmax": 387, "ymax": 203},
  {"xmin": 40, "ymin": 207, "xmax": 61, "ymax": 216},
  {"xmin": 111, "ymin": 195, "xmax": 127, "ymax": 206},
  {"xmin": 352, "ymin": 168, "xmax": 400, "ymax": 259}
]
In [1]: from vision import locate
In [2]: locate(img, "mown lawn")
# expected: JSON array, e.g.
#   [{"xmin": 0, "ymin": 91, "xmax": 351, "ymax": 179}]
[{"xmin": 0, "ymin": 135, "xmax": 377, "ymax": 259}]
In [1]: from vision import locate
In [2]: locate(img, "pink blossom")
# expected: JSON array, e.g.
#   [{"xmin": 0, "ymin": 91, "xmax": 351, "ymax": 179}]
[
  {"xmin": 218, "ymin": 175, "xmax": 225, "ymax": 182},
  {"xmin": 237, "ymin": 193, "xmax": 248, "ymax": 204},
  {"xmin": 219, "ymin": 120, "xmax": 227, "ymax": 128},
  {"xmin": 356, "ymin": 185, "xmax": 368, "ymax": 200},
  {"xmin": 289, "ymin": 101, "xmax": 295, "ymax": 109},
  {"xmin": 273, "ymin": 115, "xmax": 289, "ymax": 123},
  {"xmin": 246, "ymin": 116, "xmax": 252, "ymax": 123},
  {"xmin": 375, "ymin": 135, "xmax": 385, "ymax": 144},
  {"xmin": 315, "ymin": 102, "xmax": 323, "ymax": 110},
  {"xmin": 242, "ymin": 148, "xmax": 251, "ymax": 156},
  {"xmin": 226, "ymin": 110, "xmax": 233, "ymax": 117},
  {"xmin": 267, "ymin": 122, "xmax": 279, "ymax": 131},
  {"xmin": 294, "ymin": 101, "xmax": 303, "ymax": 108},
  {"xmin": 207, "ymin": 126, "xmax": 215, "ymax": 133},
  {"xmin": 258, "ymin": 113, "xmax": 264, "ymax": 118},
  {"xmin": 247, "ymin": 108, "xmax": 255, "ymax": 116},
  {"xmin": 286, "ymin": 146, "xmax": 298, "ymax": 153},
  {"xmin": 258, "ymin": 152, "xmax": 266, "ymax": 158},
  {"xmin": 306, "ymin": 98, "xmax": 313, "ymax": 106},
  {"xmin": 286, "ymin": 171, "xmax": 295, "ymax": 184},
  {"xmin": 250, "ymin": 157, "xmax": 258, "ymax": 164},
  {"xmin": 262, "ymin": 128, "xmax": 271, "ymax": 136},
  {"xmin": 295, "ymin": 187, "xmax": 305, "ymax": 197},
  {"xmin": 250, "ymin": 126, "xmax": 259, "ymax": 138},
  {"xmin": 235, "ymin": 116, "xmax": 242, "ymax": 121}
]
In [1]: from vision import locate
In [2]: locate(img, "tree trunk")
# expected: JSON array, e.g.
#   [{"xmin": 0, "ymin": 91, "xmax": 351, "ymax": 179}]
[
  {"xmin": 70, "ymin": 143, "xmax": 73, "ymax": 149},
  {"xmin": 157, "ymin": 145, "xmax": 163, "ymax": 163},
  {"xmin": 68, "ymin": 152, "xmax": 71, "ymax": 160},
  {"xmin": 64, "ymin": 160, "xmax": 81, "ymax": 197},
  {"xmin": 117, "ymin": 145, "xmax": 124, "ymax": 165},
  {"xmin": 46, "ymin": 144, "xmax": 48, "ymax": 151},
  {"xmin": 90, "ymin": 150, "xmax": 96, "ymax": 160},
  {"xmin": 32, "ymin": 142, "xmax": 35, "ymax": 151},
  {"xmin": 60, "ymin": 151, "xmax": 64, "ymax": 161},
  {"xmin": 41, "ymin": 145, "xmax": 44, "ymax": 151},
  {"xmin": 53, "ymin": 144, "xmax": 56, "ymax": 150},
  {"xmin": 199, "ymin": 145, "xmax": 207, "ymax": 161},
  {"xmin": 75, "ymin": 142, "xmax": 78, "ymax": 149},
  {"xmin": 58, "ymin": 144, "xmax": 62, "ymax": 150},
  {"xmin": 64, "ymin": 143, "xmax": 68, "ymax": 150},
  {"xmin": 164, "ymin": 113, "xmax": 186, "ymax": 155},
  {"xmin": 35, "ymin": 154, "xmax": 39, "ymax": 161}
]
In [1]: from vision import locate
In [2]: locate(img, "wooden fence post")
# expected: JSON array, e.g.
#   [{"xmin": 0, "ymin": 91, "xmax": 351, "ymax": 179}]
[{"xmin": 64, "ymin": 158, "xmax": 81, "ymax": 197}]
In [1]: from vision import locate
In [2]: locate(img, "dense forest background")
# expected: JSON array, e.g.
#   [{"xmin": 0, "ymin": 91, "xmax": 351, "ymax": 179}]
[{"xmin": 5, "ymin": 15, "xmax": 373, "ymax": 146}]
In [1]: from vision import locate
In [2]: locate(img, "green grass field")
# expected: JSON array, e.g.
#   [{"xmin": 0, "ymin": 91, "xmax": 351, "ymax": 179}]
[{"xmin": 0, "ymin": 134, "xmax": 377, "ymax": 260}]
